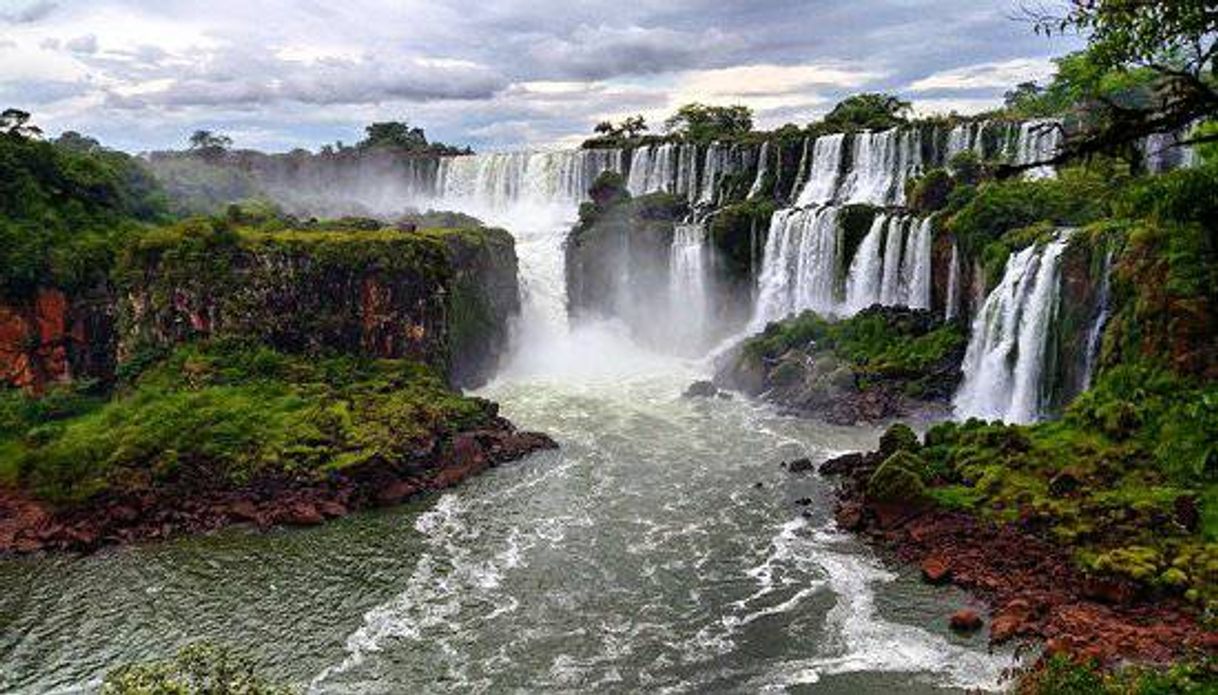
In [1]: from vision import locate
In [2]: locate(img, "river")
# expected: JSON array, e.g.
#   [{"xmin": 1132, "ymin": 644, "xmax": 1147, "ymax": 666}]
[{"xmin": 0, "ymin": 204, "xmax": 1014, "ymax": 694}]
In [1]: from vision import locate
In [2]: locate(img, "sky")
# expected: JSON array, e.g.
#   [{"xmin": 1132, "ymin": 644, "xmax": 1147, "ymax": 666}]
[{"xmin": 0, "ymin": 0, "xmax": 1082, "ymax": 153}]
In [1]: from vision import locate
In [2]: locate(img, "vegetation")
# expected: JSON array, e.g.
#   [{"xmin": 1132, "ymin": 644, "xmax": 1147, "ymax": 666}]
[
  {"xmin": 101, "ymin": 643, "xmax": 293, "ymax": 695},
  {"xmin": 1017, "ymin": 654, "xmax": 1218, "ymax": 694},
  {"xmin": 0, "ymin": 339, "xmax": 493, "ymax": 503},
  {"xmin": 821, "ymin": 93, "xmax": 912, "ymax": 131},
  {"xmin": 356, "ymin": 120, "xmax": 472, "ymax": 155},
  {"xmin": 662, "ymin": 103, "xmax": 754, "ymax": 142},
  {"xmin": 743, "ymin": 308, "xmax": 965, "ymax": 396},
  {"xmin": 0, "ymin": 119, "xmax": 168, "ymax": 298}
]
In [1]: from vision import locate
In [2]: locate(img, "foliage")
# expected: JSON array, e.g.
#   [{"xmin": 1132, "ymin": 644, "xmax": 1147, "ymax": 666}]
[
  {"xmin": 744, "ymin": 308, "xmax": 965, "ymax": 384},
  {"xmin": 822, "ymin": 93, "xmax": 912, "ymax": 131},
  {"xmin": 663, "ymin": 103, "xmax": 754, "ymax": 141},
  {"xmin": 2, "ymin": 340, "xmax": 493, "ymax": 503},
  {"xmin": 188, "ymin": 130, "xmax": 233, "ymax": 153},
  {"xmin": 101, "ymin": 643, "xmax": 293, "ymax": 695},
  {"xmin": 0, "ymin": 125, "xmax": 169, "ymax": 298},
  {"xmin": 1017, "ymin": 654, "xmax": 1218, "ymax": 694},
  {"xmin": 356, "ymin": 121, "xmax": 471, "ymax": 156},
  {"xmin": 1, "ymin": 108, "xmax": 42, "ymax": 138},
  {"xmin": 1002, "ymin": 50, "xmax": 1160, "ymax": 120},
  {"xmin": 708, "ymin": 199, "xmax": 778, "ymax": 278},
  {"xmin": 592, "ymin": 115, "xmax": 648, "ymax": 140}
]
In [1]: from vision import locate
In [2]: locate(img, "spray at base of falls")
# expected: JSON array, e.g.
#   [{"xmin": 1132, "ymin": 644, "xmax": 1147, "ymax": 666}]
[
  {"xmin": 669, "ymin": 222, "xmax": 711, "ymax": 348},
  {"xmin": 953, "ymin": 232, "xmax": 1072, "ymax": 424}
]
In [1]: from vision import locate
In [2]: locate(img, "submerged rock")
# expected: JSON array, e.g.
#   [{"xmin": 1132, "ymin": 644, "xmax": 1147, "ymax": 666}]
[{"xmin": 683, "ymin": 380, "xmax": 718, "ymax": 398}]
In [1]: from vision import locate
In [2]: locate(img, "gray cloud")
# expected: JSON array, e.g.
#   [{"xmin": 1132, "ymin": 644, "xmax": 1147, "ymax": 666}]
[
  {"xmin": 1, "ymin": 0, "xmax": 57, "ymax": 23},
  {"xmin": 0, "ymin": 0, "xmax": 1081, "ymax": 151}
]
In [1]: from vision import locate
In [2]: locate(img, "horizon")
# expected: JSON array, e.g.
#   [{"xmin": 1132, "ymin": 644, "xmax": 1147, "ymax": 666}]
[{"xmin": 1, "ymin": 0, "xmax": 1081, "ymax": 153}]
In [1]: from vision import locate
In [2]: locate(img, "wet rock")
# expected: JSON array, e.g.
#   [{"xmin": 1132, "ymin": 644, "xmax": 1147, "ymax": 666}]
[
  {"xmin": 752, "ymin": 482, "xmax": 764, "ymax": 489},
  {"xmin": 949, "ymin": 609, "xmax": 983, "ymax": 633},
  {"xmin": 279, "ymin": 501, "xmax": 324, "ymax": 527},
  {"xmin": 377, "ymin": 480, "xmax": 419, "ymax": 505},
  {"xmin": 794, "ymin": 497, "xmax": 813, "ymax": 507},
  {"xmin": 921, "ymin": 554, "xmax": 952, "ymax": 584},
  {"xmin": 1081, "ymin": 575, "xmax": 1137, "ymax": 605},
  {"xmin": 835, "ymin": 503, "xmax": 864, "ymax": 531},
  {"xmin": 785, "ymin": 457, "xmax": 815, "ymax": 473},
  {"xmin": 818, "ymin": 452, "xmax": 869, "ymax": 476},
  {"xmin": 683, "ymin": 381, "xmax": 718, "ymax": 398}
]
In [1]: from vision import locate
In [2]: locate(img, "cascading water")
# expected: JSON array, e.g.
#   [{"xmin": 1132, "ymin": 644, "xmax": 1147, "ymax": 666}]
[
  {"xmin": 953, "ymin": 233, "xmax": 1071, "ymax": 423},
  {"xmin": 1014, "ymin": 120, "xmax": 1063, "ymax": 180},
  {"xmin": 748, "ymin": 141, "xmax": 771, "ymax": 199},
  {"xmin": 945, "ymin": 242, "xmax": 961, "ymax": 321},
  {"xmin": 669, "ymin": 222, "xmax": 711, "ymax": 347},
  {"xmin": 794, "ymin": 134, "xmax": 845, "ymax": 206},
  {"xmin": 1082, "ymin": 248, "xmax": 1114, "ymax": 390},
  {"xmin": 756, "ymin": 210, "xmax": 934, "ymax": 325}
]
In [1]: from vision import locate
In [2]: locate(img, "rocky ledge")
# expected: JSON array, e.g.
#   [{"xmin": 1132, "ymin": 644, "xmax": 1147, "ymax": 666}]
[
  {"xmin": 0, "ymin": 421, "xmax": 555, "ymax": 555},
  {"xmin": 714, "ymin": 306, "xmax": 966, "ymax": 426},
  {"xmin": 816, "ymin": 436, "xmax": 1218, "ymax": 667}
]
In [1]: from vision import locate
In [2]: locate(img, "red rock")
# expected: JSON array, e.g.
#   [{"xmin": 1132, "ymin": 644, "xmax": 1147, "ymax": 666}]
[
  {"xmin": 1081, "ymin": 576, "xmax": 1136, "ymax": 605},
  {"xmin": 949, "ymin": 609, "xmax": 983, "ymax": 633},
  {"xmin": 921, "ymin": 555, "xmax": 952, "ymax": 584},
  {"xmin": 989, "ymin": 613, "xmax": 1023, "ymax": 644},
  {"xmin": 835, "ymin": 503, "xmax": 863, "ymax": 531},
  {"xmin": 227, "ymin": 500, "xmax": 263, "ymax": 524},
  {"xmin": 377, "ymin": 480, "xmax": 418, "ymax": 505},
  {"xmin": 280, "ymin": 501, "xmax": 324, "ymax": 527},
  {"xmin": 317, "ymin": 500, "xmax": 348, "ymax": 518}
]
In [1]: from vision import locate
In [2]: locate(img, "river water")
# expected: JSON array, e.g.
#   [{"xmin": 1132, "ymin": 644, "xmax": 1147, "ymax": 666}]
[{"xmin": 0, "ymin": 205, "xmax": 1014, "ymax": 693}]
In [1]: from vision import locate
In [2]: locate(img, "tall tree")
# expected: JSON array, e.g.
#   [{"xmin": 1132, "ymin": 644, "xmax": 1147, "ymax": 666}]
[
  {"xmin": 1, "ymin": 109, "xmax": 42, "ymax": 139},
  {"xmin": 822, "ymin": 93, "xmax": 912, "ymax": 130},
  {"xmin": 663, "ymin": 104, "xmax": 753, "ymax": 141}
]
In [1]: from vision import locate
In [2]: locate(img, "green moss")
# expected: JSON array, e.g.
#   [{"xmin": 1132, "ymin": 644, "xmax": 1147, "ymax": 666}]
[
  {"xmin": 867, "ymin": 451, "xmax": 930, "ymax": 504},
  {"xmin": 101, "ymin": 642, "xmax": 293, "ymax": 695},
  {"xmin": 709, "ymin": 199, "xmax": 778, "ymax": 278},
  {"xmin": 6, "ymin": 340, "xmax": 493, "ymax": 504}
]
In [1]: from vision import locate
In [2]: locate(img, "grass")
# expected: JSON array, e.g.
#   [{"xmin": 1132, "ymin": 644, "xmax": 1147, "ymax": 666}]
[{"xmin": 0, "ymin": 340, "xmax": 493, "ymax": 504}]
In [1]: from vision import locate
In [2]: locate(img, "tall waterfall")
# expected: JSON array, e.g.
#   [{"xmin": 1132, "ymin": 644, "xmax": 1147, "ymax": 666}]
[
  {"xmin": 837, "ymin": 129, "xmax": 923, "ymax": 206},
  {"xmin": 753, "ymin": 207, "xmax": 842, "ymax": 325},
  {"xmin": 794, "ymin": 134, "xmax": 846, "ymax": 206},
  {"xmin": 669, "ymin": 223, "xmax": 711, "ymax": 347},
  {"xmin": 748, "ymin": 141, "xmax": 771, "ymax": 199},
  {"xmin": 1082, "ymin": 248, "xmax": 1114, "ymax": 390},
  {"xmin": 437, "ymin": 149, "xmax": 625, "ymax": 209},
  {"xmin": 945, "ymin": 242, "xmax": 961, "ymax": 321},
  {"xmin": 753, "ymin": 210, "xmax": 933, "ymax": 326},
  {"xmin": 953, "ymin": 234, "xmax": 1071, "ymax": 424}
]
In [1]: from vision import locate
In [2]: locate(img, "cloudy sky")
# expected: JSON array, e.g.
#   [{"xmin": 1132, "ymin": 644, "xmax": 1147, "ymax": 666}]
[{"xmin": 0, "ymin": 0, "xmax": 1080, "ymax": 153}]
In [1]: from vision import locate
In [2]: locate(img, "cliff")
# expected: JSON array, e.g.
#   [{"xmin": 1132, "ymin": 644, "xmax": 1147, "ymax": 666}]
[{"xmin": 0, "ymin": 222, "xmax": 520, "ymax": 392}]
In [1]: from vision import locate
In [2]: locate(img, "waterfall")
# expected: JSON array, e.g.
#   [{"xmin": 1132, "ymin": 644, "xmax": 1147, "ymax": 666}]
[
  {"xmin": 953, "ymin": 234, "xmax": 1070, "ymax": 424},
  {"xmin": 1081, "ymin": 248, "xmax": 1114, "ymax": 390},
  {"xmin": 748, "ymin": 141, "xmax": 771, "ymax": 199},
  {"xmin": 843, "ymin": 215, "xmax": 888, "ymax": 313},
  {"xmin": 669, "ymin": 222, "xmax": 710, "ymax": 347},
  {"xmin": 700, "ymin": 142, "xmax": 725, "ymax": 205},
  {"xmin": 1014, "ymin": 120, "xmax": 1062, "ymax": 180},
  {"xmin": 752, "ymin": 206, "xmax": 842, "ymax": 326},
  {"xmin": 753, "ymin": 209, "xmax": 933, "ymax": 325},
  {"xmin": 788, "ymin": 138, "xmax": 812, "ymax": 201},
  {"xmin": 437, "ymin": 149, "xmax": 625, "ymax": 209},
  {"xmin": 945, "ymin": 242, "xmax": 961, "ymax": 321},
  {"xmin": 794, "ymin": 134, "xmax": 846, "ymax": 206},
  {"xmin": 837, "ymin": 129, "xmax": 923, "ymax": 206}
]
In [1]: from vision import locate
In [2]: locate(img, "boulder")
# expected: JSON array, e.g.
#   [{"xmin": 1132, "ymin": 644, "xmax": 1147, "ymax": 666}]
[
  {"xmin": 785, "ymin": 457, "xmax": 815, "ymax": 473},
  {"xmin": 683, "ymin": 380, "xmax": 718, "ymax": 398},
  {"xmin": 949, "ymin": 609, "xmax": 983, "ymax": 633},
  {"xmin": 921, "ymin": 554, "xmax": 952, "ymax": 584}
]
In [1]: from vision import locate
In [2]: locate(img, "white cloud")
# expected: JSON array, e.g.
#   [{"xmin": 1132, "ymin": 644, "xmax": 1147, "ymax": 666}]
[{"xmin": 907, "ymin": 57, "xmax": 1055, "ymax": 92}]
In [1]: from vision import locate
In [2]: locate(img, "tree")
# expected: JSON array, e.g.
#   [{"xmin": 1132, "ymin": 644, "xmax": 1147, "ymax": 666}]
[
  {"xmin": 663, "ymin": 103, "xmax": 753, "ymax": 141},
  {"xmin": 1, "ymin": 109, "xmax": 42, "ymax": 139},
  {"xmin": 359, "ymin": 121, "xmax": 428, "ymax": 151},
  {"xmin": 186, "ymin": 129, "xmax": 231, "ymax": 158},
  {"xmin": 590, "ymin": 115, "xmax": 649, "ymax": 140},
  {"xmin": 822, "ymin": 93, "xmax": 912, "ymax": 131},
  {"xmin": 1015, "ymin": 0, "xmax": 1218, "ymax": 173}
]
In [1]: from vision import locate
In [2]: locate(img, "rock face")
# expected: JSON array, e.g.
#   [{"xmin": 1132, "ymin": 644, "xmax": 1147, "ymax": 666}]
[
  {"xmin": 0, "ymin": 226, "xmax": 519, "ymax": 391},
  {"xmin": 0, "ymin": 286, "xmax": 115, "ymax": 393},
  {"xmin": 714, "ymin": 306, "xmax": 965, "ymax": 425},
  {"xmin": 565, "ymin": 190, "xmax": 683, "ymax": 329}
]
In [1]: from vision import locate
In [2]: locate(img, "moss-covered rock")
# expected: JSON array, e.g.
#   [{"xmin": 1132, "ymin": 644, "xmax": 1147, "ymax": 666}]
[{"xmin": 867, "ymin": 451, "xmax": 930, "ymax": 505}]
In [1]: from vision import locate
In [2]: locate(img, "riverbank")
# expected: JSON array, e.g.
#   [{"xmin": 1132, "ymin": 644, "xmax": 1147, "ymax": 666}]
[{"xmin": 0, "ymin": 341, "xmax": 555, "ymax": 555}]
